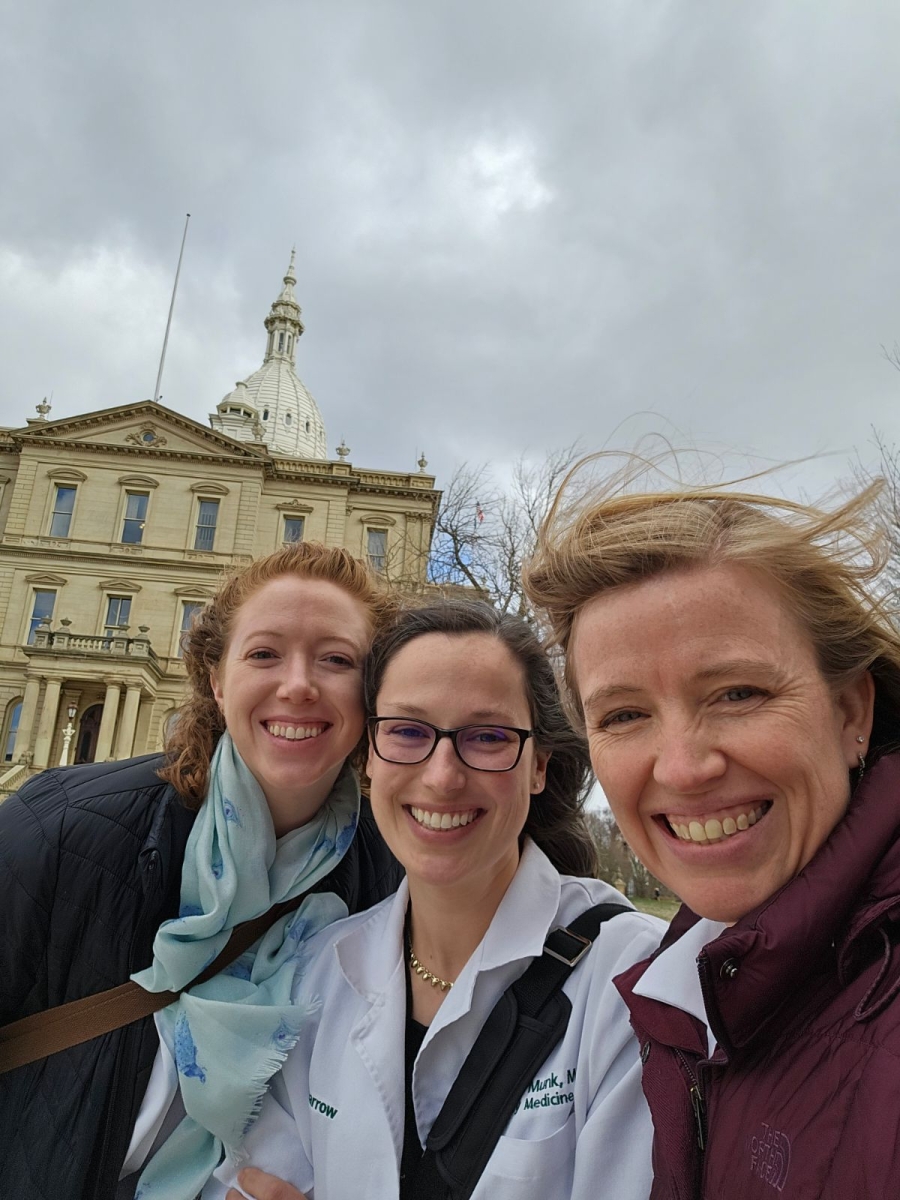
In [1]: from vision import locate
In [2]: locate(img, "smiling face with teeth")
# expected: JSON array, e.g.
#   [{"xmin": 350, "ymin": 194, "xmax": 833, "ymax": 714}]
[
  {"xmin": 571, "ymin": 564, "xmax": 874, "ymax": 924},
  {"xmin": 210, "ymin": 575, "xmax": 371, "ymax": 835},
  {"xmin": 367, "ymin": 631, "xmax": 548, "ymax": 903}
]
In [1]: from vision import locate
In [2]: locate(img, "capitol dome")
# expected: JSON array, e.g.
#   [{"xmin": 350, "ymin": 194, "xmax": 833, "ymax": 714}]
[{"xmin": 210, "ymin": 251, "xmax": 328, "ymax": 458}]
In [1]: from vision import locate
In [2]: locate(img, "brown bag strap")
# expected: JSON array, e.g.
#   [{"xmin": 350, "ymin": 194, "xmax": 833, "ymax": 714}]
[{"xmin": 0, "ymin": 891, "xmax": 309, "ymax": 1075}]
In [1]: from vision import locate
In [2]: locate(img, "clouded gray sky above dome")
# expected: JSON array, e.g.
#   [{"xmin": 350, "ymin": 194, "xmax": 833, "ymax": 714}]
[{"xmin": 2, "ymin": 1, "xmax": 899, "ymax": 495}]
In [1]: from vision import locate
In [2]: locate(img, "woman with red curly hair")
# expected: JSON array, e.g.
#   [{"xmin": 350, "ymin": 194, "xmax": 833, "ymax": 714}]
[{"xmin": 0, "ymin": 543, "xmax": 402, "ymax": 1200}]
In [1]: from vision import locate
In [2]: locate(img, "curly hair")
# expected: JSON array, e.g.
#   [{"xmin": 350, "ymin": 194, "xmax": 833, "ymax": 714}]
[
  {"xmin": 159, "ymin": 542, "xmax": 396, "ymax": 806},
  {"xmin": 363, "ymin": 599, "xmax": 598, "ymax": 878},
  {"xmin": 523, "ymin": 454, "xmax": 900, "ymax": 764}
]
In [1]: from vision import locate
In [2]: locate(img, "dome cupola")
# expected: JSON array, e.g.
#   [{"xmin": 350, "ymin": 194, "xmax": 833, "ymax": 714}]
[{"xmin": 210, "ymin": 251, "xmax": 328, "ymax": 458}]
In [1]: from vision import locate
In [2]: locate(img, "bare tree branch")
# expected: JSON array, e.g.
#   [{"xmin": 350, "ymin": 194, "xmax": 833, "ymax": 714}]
[
  {"xmin": 584, "ymin": 809, "xmax": 669, "ymax": 897},
  {"xmin": 426, "ymin": 444, "xmax": 582, "ymax": 617}
]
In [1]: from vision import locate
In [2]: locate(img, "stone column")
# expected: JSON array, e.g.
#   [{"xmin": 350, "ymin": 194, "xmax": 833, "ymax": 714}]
[
  {"xmin": 114, "ymin": 684, "xmax": 142, "ymax": 760},
  {"xmin": 95, "ymin": 681, "xmax": 122, "ymax": 762},
  {"xmin": 12, "ymin": 675, "xmax": 42, "ymax": 763},
  {"xmin": 32, "ymin": 679, "xmax": 62, "ymax": 769}
]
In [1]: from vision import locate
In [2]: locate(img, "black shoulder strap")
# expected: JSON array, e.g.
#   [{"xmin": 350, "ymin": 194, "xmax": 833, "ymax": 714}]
[{"xmin": 403, "ymin": 901, "xmax": 631, "ymax": 1200}]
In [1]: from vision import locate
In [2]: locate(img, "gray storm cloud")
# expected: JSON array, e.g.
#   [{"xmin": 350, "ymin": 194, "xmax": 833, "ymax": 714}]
[{"xmin": 2, "ymin": 0, "xmax": 899, "ymax": 494}]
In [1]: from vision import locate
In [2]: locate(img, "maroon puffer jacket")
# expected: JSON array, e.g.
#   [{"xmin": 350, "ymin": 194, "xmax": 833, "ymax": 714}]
[{"xmin": 615, "ymin": 754, "xmax": 900, "ymax": 1200}]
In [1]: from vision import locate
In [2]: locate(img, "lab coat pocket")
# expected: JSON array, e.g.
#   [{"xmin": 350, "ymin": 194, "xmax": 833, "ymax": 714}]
[{"xmin": 478, "ymin": 1112, "xmax": 576, "ymax": 1197}]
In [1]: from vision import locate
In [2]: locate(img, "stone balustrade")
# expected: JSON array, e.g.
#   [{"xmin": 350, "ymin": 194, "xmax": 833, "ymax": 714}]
[{"xmin": 30, "ymin": 621, "xmax": 156, "ymax": 661}]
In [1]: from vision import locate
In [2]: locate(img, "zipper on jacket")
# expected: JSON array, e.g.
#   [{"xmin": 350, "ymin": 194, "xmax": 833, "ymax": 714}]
[
  {"xmin": 675, "ymin": 1048, "xmax": 707, "ymax": 1151},
  {"xmin": 696, "ymin": 951, "xmax": 719, "ymax": 1037}
]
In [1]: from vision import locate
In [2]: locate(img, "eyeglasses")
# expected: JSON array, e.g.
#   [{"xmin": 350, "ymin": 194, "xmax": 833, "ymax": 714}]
[{"xmin": 368, "ymin": 716, "xmax": 534, "ymax": 772}]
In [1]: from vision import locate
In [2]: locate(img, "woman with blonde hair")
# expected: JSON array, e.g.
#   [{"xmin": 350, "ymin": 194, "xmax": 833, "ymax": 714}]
[
  {"xmin": 523, "ymin": 461, "xmax": 900, "ymax": 1198},
  {"xmin": 0, "ymin": 542, "xmax": 401, "ymax": 1200}
]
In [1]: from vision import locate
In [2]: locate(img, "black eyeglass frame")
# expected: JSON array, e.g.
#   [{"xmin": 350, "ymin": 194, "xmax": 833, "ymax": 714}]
[{"xmin": 368, "ymin": 716, "xmax": 534, "ymax": 772}]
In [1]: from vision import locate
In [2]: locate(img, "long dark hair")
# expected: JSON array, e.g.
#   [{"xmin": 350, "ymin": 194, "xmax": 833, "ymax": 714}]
[{"xmin": 364, "ymin": 600, "xmax": 597, "ymax": 877}]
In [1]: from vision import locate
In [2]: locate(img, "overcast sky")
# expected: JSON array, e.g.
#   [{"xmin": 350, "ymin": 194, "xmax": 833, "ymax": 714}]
[{"xmin": 2, "ymin": 1, "xmax": 900, "ymax": 498}]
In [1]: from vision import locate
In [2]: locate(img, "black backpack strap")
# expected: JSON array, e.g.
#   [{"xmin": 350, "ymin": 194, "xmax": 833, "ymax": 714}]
[{"xmin": 403, "ymin": 901, "xmax": 631, "ymax": 1200}]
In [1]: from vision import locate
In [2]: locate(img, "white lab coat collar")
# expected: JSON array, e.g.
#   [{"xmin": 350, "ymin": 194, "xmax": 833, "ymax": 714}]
[
  {"xmin": 333, "ymin": 840, "xmax": 568, "ymax": 1143},
  {"xmin": 335, "ymin": 876, "xmax": 410, "ymax": 1001},
  {"xmin": 335, "ymin": 839, "xmax": 561, "ymax": 1007},
  {"xmin": 632, "ymin": 916, "xmax": 727, "ymax": 1056}
]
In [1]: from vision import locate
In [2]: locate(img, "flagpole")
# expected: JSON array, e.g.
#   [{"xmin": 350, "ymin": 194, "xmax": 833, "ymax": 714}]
[{"xmin": 153, "ymin": 213, "xmax": 191, "ymax": 403}]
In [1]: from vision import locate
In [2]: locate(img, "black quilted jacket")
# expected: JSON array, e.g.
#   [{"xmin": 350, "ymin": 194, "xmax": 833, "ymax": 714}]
[{"xmin": 0, "ymin": 754, "xmax": 402, "ymax": 1200}]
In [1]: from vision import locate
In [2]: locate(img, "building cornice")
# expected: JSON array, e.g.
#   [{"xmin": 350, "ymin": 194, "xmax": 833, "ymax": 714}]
[
  {"xmin": 13, "ymin": 437, "xmax": 269, "ymax": 468},
  {"xmin": 10, "ymin": 400, "xmax": 267, "ymax": 460},
  {"xmin": 3, "ymin": 539, "xmax": 243, "ymax": 575},
  {"xmin": 266, "ymin": 457, "xmax": 439, "ymax": 504}
]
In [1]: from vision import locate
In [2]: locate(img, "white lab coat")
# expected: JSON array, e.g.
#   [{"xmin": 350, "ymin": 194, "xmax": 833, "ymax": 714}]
[{"xmin": 207, "ymin": 840, "xmax": 664, "ymax": 1200}]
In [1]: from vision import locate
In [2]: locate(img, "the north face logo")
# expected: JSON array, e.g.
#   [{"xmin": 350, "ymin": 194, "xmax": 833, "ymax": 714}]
[{"xmin": 750, "ymin": 1123, "xmax": 791, "ymax": 1191}]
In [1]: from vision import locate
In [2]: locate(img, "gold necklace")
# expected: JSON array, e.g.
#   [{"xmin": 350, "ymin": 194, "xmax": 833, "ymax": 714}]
[{"xmin": 409, "ymin": 945, "xmax": 454, "ymax": 991}]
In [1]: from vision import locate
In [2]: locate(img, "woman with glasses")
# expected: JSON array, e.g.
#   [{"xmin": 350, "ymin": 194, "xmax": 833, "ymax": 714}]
[{"xmin": 209, "ymin": 601, "xmax": 664, "ymax": 1200}]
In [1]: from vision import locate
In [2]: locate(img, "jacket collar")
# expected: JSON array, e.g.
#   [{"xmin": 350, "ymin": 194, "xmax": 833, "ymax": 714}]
[
  {"xmin": 619, "ymin": 753, "xmax": 900, "ymax": 1057},
  {"xmin": 334, "ymin": 838, "xmax": 562, "ymax": 1005}
]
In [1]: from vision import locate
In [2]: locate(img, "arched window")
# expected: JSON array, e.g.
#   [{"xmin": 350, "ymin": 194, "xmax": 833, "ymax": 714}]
[
  {"xmin": 3, "ymin": 698, "xmax": 22, "ymax": 762},
  {"xmin": 305, "ymin": 420, "xmax": 310, "ymax": 434},
  {"xmin": 262, "ymin": 409, "xmax": 269, "ymax": 421},
  {"xmin": 285, "ymin": 412, "xmax": 293, "ymax": 426}
]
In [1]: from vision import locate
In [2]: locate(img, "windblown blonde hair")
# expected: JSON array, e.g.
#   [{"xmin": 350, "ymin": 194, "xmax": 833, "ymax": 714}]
[
  {"xmin": 522, "ymin": 454, "xmax": 900, "ymax": 762},
  {"xmin": 159, "ymin": 542, "xmax": 396, "ymax": 806}
]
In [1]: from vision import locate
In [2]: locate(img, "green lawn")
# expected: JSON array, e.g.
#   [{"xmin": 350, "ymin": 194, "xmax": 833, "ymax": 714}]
[{"xmin": 632, "ymin": 895, "xmax": 681, "ymax": 922}]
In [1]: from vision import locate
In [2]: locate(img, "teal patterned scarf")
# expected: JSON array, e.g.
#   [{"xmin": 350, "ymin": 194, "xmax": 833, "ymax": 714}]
[{"xmin": 131, "ymin": 731, "xmax": 359, "ymax": 1200}]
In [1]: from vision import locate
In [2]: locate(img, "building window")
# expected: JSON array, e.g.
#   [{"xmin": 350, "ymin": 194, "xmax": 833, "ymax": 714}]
[
  {"xmin": 3, "ymin": 699, "xmax": 22, "ymax": 762},
  {"xmin": 178, "ymin": 601, "xmax": 204, "ymax": 657},
  {"xmin": 194, "ymin": 499, "xmax": 219, "ymax": 551},
  {"xmin": 121, "ymin": 492, "xmax": 149, "ymax": 544},
  {"xmin": 287, "ymin": 335, "xmax": 293, "ymax": 355},
  {"xmin": 104, "ymin": 595, "xmax": 132, "ymax": 638},
  {"xmin": 27, "ymin": 589, "xmax": 55, "ymax": 644},
  {"xmin": 283, "ymin": 516, "xmax": 305, "ymax": 545},
  {"xmin": 305, "ymin": 420, "xmax": 310, "ymax": 433},
  {"xmin": 278, "ymin": 332, "xmax": 285, "ymax": 352},
  {"xmin": 284, "ymin": 411, "xmax": 292, "ymax": 426},
  {"xmin": 262, "ymin": 409, "xmax": 269, "ymax": 421},
  {"xmin": 366, "ymin": 528, "xmax": 387, "ymax": 572},
  {"xmin": 49, "ymin": 485, "xmax": 76, "ymax": 537}
]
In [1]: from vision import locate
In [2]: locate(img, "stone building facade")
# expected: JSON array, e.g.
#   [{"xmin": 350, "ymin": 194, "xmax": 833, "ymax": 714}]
[{"xmin": 0, "ymin": 258, "xmax": 439, "ymax": 789}]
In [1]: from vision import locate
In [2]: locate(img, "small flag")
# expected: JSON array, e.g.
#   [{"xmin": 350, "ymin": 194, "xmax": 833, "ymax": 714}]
[{"xmin": 475, "ymin": 502, "xmax": 485, "ymax": 523}]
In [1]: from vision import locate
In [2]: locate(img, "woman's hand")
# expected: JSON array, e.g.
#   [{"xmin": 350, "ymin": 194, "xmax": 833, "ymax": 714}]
[{"xmin": 227, "ymin": 1166, "xmax": 309, "ymax": 1200}]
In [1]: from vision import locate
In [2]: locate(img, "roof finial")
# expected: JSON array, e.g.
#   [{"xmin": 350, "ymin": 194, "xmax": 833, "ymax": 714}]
[
  {"xmin": 417, "ymin": 450, "xmax": 428, "ymax": 473},
  {"xmin": 336, "ymin": 439, "xmax": 350, "ymax": 460},
  {"xmin": 285, "ymin": 246, "xmax": 297, "ymax": 285},
  {"xmin": 35, "ymin": 397, "xmax": 51, "ymax": 421}
]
